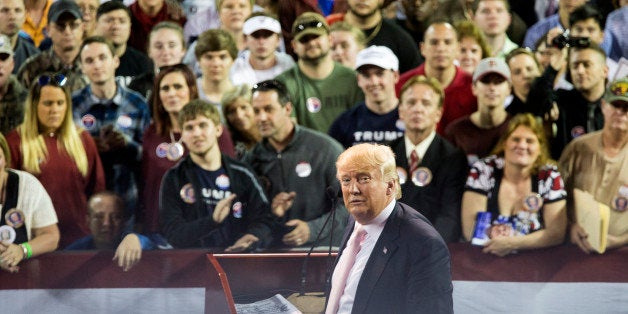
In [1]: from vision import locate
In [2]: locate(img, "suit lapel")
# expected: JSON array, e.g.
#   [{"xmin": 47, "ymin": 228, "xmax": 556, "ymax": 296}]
[
  {"xmin": 418, "ymin": 135, "xmax": 442, "ymax": 170},
  {"xmin": 352, "ymin": 204, "xmax": 403, "ymax": 313}
]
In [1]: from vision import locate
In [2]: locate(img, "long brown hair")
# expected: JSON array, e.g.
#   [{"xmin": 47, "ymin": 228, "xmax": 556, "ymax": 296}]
[{"xmin": 151, "ymin": 64, "xmax": 198, "ymax": 137}]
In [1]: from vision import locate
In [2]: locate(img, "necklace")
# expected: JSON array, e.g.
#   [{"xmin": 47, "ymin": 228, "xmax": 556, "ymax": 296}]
[
  {"xmin": 166, "ymin": 130, "xmax": 185, "ymax": 161},
  {"xmin": 364, "ymin": 19, "xmax": 383, "ymax": 43}
]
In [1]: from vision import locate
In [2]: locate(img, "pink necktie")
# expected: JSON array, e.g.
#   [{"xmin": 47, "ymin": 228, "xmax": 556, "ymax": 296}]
[
  {"xmin": 409, "ymin": 150, "xmax": 420, "ymax": 174},
  {"xmin": 326, "ymin": 225, "xmax": 367, "ymax": 314}
]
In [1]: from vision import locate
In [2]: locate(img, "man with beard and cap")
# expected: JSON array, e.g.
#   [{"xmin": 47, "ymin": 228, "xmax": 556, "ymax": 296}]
[
  {"xmin": 17, "ymin": 0, "xmax": 88, "ymax": 92},
  {"xmin": 275, "ymin": 12, "xmax": 363, "ymax": 133}
]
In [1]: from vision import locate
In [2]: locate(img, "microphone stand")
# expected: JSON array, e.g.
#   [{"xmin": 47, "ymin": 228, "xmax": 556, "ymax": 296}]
[{"xmin": 300, "ymin": 186, "xmax": 339, "ymax": 296}]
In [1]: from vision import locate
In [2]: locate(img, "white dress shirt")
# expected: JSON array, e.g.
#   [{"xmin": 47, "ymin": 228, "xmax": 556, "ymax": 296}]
[{"xmin": 336, "ymin": 200, "xmax": 396, "ymax": 314}]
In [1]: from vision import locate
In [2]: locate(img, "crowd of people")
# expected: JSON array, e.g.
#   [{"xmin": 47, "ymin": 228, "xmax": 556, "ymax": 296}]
[{"xmin": 0, "ymin": 0, "xmax": 625, "ymax": 289}]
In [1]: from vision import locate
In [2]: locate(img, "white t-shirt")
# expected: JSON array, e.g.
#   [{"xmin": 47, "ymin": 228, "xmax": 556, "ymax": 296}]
[{"xmin": 6, "ymin": 169, "xmax": 58, "ymax": 240}]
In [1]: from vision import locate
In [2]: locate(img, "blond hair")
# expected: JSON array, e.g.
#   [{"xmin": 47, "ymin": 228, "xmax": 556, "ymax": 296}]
[
  {"xmin": 19, "ymin": 80, "xmax": 88, "ymax": 176},
  {"xmin": 336, "ymin": 143, "xmax": 401, "ymax": 199},
  {"xmin": 490, "ymin": 113, "xmax": 554, "ymax": 173}
]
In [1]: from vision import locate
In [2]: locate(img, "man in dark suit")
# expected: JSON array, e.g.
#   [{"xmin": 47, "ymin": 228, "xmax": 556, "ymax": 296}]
[
  {"xmin": 388, "ymin": 75, "xmax": 468, "ymax": 242},
  {"xmin": 327, "ymin": 143, "xmax": 453, "ymax": 314}
]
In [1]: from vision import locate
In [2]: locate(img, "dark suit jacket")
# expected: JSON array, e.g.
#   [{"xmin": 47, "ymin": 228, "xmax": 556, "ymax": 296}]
[
  {"xmin": 330, "ymin": 202, "xmax": 453, "ymax": 314},
  {"xmin": 388, "ymin": 135, "xmax": 467, "ymax": 242}
]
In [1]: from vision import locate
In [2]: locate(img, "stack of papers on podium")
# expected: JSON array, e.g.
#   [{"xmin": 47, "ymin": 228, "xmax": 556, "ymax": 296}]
[{"xmin": 236, "ymin": 294, "xmax": 301, "ymax": 314}]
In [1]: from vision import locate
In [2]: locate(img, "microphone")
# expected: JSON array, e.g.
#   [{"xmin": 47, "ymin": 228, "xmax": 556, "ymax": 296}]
[
  {"xmin": 300, "ymin": 185, "xmax": 340, "ymax": 295},
  {"xmin": 325, "ymin": 185, "xmax": 339, "ymax": 291}
]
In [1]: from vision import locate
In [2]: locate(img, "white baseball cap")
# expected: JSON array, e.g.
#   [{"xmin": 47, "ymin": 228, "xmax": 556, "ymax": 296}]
[
  {"xmin": 473, "ymin": 57, "xmax": 511, "ymax": 83},
  {"xmin": 243, "ymin": 16, "xmax": 281, "ymax": 36},
  {"xmin": 354, "ymin": 45, "xmax": 399, "ymax": 71}
]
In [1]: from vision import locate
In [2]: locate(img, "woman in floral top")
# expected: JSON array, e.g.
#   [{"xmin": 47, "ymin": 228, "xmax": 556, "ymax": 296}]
[{"xmin": 462, "ymin": 113, "xmax": 567, "ymax": 256}]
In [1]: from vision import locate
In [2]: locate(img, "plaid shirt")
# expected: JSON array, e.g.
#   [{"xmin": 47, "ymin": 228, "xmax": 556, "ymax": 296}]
[
  {"xmin": 72, "ymin": 82, "xmax": 150, "ymax": 214},
  {"xmin": 17, "ymin": 49, "xmax": 89, "ymax": 93},
  {"xmin": 0, "ymin": 76, "xmax": 27, "ymax": 134}
]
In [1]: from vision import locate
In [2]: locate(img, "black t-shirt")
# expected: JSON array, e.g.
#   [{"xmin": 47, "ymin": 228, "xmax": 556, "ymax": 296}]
[
  {"xmin": 116, "ymin": 46, "xmax": 153, "ymax": 86},
  {"xmin": 366, "ymin": 18, "xmax": 423, "ymax": 73}
]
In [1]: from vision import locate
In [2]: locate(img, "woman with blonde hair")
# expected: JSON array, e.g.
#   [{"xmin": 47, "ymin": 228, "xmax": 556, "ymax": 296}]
[
  {"xmin": 6, "ymin": 73, "xmax": 105, "ymax": 248},
  {"xmin": 222, "ymin": 84, "xmax": 260, "ymax": 159},
  {"xmin": 330, "ymin": 22, "xmax": 367, "ymax": 68},
  {"xmin": 461, "ymin": 113, "xmax": 567, "ymax": 256}
]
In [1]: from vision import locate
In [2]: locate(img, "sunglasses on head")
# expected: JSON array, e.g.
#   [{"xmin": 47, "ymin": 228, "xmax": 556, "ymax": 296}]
[
  {"xmin": 295, "ymin": 20, "xmax": 325, "ymax": 35},
  {"xmin": 37, "ymin": 74, "xmax": 68, "ymax": 87}
]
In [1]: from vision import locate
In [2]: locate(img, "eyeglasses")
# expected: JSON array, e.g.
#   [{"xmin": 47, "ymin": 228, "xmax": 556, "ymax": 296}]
[
  {"xmin": 294, "ymin": 20, "xmax": 325, "ymax": 35},
  {"xmin": 37, "ymin": 74, "xmax": 68, "ymax": 87},
  {"xmin": 252, "ymin": 79, "xmax": 285, "ymax": 93},
  {"xmin": 0, "ymin": 53, "xmax": 10, "ymax": 61}
]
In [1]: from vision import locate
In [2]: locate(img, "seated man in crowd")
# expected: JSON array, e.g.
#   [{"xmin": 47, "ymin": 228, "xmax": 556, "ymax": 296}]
[
  {"xmin": 396, "ymin": 21, "xmax": 477, "ymax": 135},
  {"xmin": 0, "ymin": 34, "xmax": 27, "ymax": 135},
  {"xmin": 568, "ymin": 4, "xmax": 618, "ymax": 79},
  {"xmin": 328, "ymin": 45, "xmax": 404, "ymax": 148},
  {"xmin": 0, "ymin": 0, "xmax": 39, "ymax": 75},
  {"xmin": 72, "ymin": 36, "xmax": 150, "ymax": 217},
  {"xmin": 528, "ymin": 43, "xmax": 608, "ymax": 159},
  {"xmin": 388, "ymin": 75, "xmax": 467, "ymax": 242},
  {"xmin": 18, "ymin": 0, "xmax": 89, "ymax": 93},
  {"xmin": 244, "ymin": 80, "xmax": 347, "ymax": 248},
  {"xmin": 471, "ymin": 0, "xmax": 518, "ymax": 58},
  {"xmin": 230, "ymin": 12, "xmax": 295, "ymax": 86},
  {"xmin": 94, "ymin": 1, "xmax": 152, "ymax": 86},
  {"xmin": 160, "ymin": 99, "xmax": 274, "ymax": 251},
  {"xmin": 559, "ymin": 78, "xmax": 628, "ymax": 253},
  {"xmin": 66, "ymin": 191, "xmax": 154, "ymax": 272},
  {"xmin": 275, "ymin": 12, "xmax": 363, "ymax": 133},
  {"xmin": 445, "ymin": 57, "xmax": 512, "ymax": 165}
]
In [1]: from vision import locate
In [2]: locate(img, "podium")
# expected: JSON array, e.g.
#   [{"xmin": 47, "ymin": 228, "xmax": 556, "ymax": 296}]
[{"xmin": 210, "ymin": 252, "xmax": 335, "ymax": 304}]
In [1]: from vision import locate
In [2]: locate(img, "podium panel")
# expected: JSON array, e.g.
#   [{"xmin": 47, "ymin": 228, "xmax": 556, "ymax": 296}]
[{"xmin": 212, "ymin": 252, "xmax": 336, "ymax": 303}]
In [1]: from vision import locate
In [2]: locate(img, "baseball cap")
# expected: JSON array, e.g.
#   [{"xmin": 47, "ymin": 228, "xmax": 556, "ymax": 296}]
[
  {"xmin": 48, "ymin": 0, "xmax": 83, "ymax": 23},
  {"xmin": 473, "ymin": 57, "xmax": 511, "ymax": 83},
  {"xmin": 354, "ymin": 46, "xmax": 399, "ymax": 71},
  {"xmin": 292, "ymin": 12, "xmax": 329, "ymax": 42},
  {"xmin": 243, "ymin": 16, "xmax": 281, "ymax": 36},
  {"xmin": 0, "ymin": 34, "xmax": 13, "ymax": 56},
  {"xmin": 604, "ymin": 78, "xmax": 628, "ymax": 104}
]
